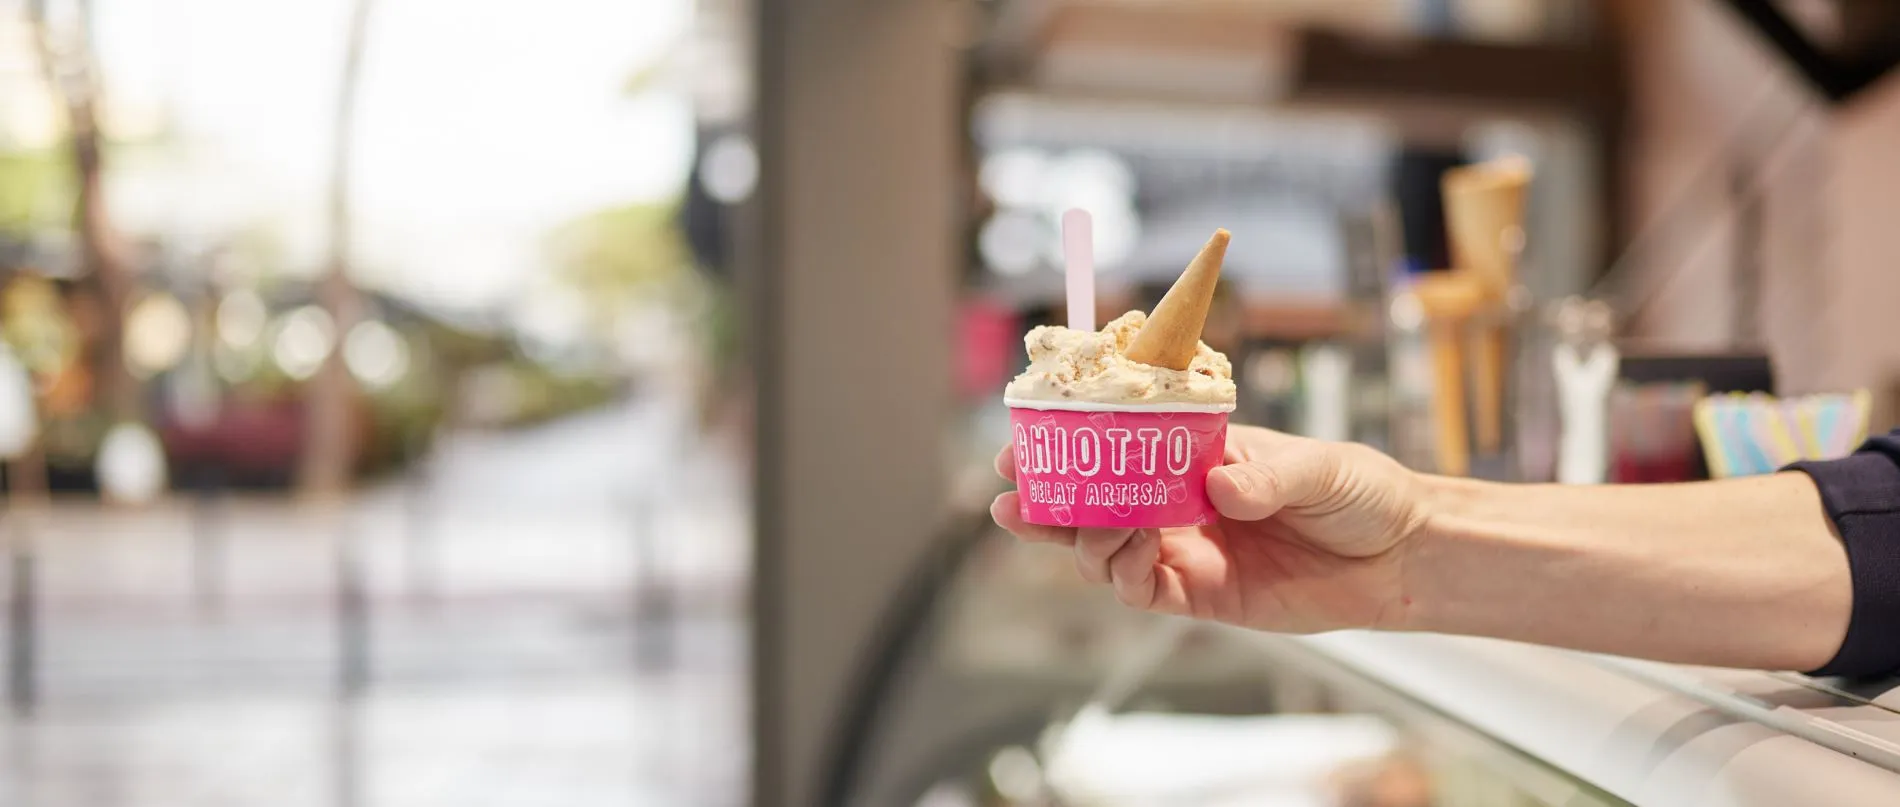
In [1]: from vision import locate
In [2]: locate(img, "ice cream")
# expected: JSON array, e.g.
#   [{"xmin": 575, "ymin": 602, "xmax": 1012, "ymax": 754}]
[
  {"xmin": 1005, "ymin": 228, "xmax": 1236, "ymax": 407},
  {"xmin": 1003, "ymin": 310, "xmax": 1236, "ymax": 406},
  {"xmin": 1004, "ymin": 228, "xmax": 1236, "ymax": 528}
]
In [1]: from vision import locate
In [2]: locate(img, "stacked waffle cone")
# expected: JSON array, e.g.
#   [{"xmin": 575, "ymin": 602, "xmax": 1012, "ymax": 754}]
[
  {"xmin": 1429, "ymin": 156, "xmax": 1532, "ymax": 474},
  {"xmin": 1442, "ymin": 155, "xmax": 1531, "ymax": 300}
]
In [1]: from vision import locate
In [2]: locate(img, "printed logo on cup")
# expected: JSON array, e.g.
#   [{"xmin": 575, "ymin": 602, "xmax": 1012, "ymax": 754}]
[{"xmin": 1008, "ymin": 407, "xmax": 1227, "ymax": 528}]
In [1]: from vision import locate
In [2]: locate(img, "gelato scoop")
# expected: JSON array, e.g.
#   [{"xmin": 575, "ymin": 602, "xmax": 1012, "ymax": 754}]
[
  {"xmin": 1003, "ymin": 310, "xmax": 1236, "ymax": 406},
  {"xmin": 1005, "ymin": 229, "xmax": 1237, "ymax": 407}
]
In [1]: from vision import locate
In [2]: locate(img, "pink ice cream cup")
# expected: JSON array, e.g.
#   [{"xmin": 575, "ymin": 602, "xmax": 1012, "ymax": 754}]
[{"xmin": 1006, "ymin": 399, "xmax": 1233, "ymax": 529}]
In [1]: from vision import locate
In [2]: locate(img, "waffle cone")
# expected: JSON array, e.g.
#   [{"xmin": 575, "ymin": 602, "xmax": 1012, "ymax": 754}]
[{"xmin": 1125, "ymin": 229, "xmax": 1229, "ymax": 371}]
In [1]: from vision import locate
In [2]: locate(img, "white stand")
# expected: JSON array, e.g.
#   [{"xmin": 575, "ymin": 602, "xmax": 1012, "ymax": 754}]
[
  {"xmin": 1553, "ymin": 343, "xmax": 1618, "ymax": 485},
  {"xmin": 97, "ymin": 422, "xmax": 166, "ymax": 505},
  {"xmin": 1300, "ymin": 345, "xmax": 1352, "ymax": 443}
]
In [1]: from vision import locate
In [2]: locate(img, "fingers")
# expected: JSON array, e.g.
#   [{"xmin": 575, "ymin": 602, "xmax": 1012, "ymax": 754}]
[
  {"xmin": 1074, "ymin": 527, "xmax": 1137, "ymax": 584},
  {"xmin": 1150, "ymin": 563, "xmax": 1190, "ymax": 617},
  {"xmin": 990, "ymin": 493, "xmax": 1075, "ymax": 546},
  {"xmin": 1206, "ymin": 462, "xmax": 1283, "ymax": 521},
  {"xmin": 1106, "ymin": 529, "xmax": 1162, "ymax": 608},
  {"xmin": 1207, "ymin": 438, "xmax": 1339, "ymax": 522},
  {"xmin": 994, "ymin": 445, "xmax": 1017, "ymax": 481},
  {"xmin": 1080, "ymin": 527, "xmax": 1178, "ymax": 613},
  {"xmin": 992, "ymin": 493, "xmax": 1187, "ymax": 615}
]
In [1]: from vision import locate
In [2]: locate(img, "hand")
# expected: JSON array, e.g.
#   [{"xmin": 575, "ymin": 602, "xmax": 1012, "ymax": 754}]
[{"xmin": 991, "ymin": 425, "xmax": 1432, "ymax": 633}]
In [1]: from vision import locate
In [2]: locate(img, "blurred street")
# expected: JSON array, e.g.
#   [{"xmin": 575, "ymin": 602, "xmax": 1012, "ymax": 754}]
[{"xmin": 0, "ymin": 392, "xmax": 748, "ymax": 807}]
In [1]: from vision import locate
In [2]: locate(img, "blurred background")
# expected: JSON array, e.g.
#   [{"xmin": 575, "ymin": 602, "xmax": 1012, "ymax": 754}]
[
  {"xmin": 3, "ymin": 0, "xmax": 1900, "ymax": 805},
  {"xmin": 0, "ymin": 0, "xmax": 746, "ymax": 805}
]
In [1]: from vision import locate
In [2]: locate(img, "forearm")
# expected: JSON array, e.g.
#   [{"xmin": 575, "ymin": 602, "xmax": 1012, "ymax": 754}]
[{"xmin": 1399, "ymin": 472, "xmax": 1851, "ymax": 670}]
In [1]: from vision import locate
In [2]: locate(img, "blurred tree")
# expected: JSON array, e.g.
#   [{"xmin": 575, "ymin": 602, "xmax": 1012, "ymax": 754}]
[
  {"xmin": 27, "ymin": 0, "xmax": 138, "ymax": 422},
  {"xmin": 0, "ymin": 149, "xmax": 70, "ymax": 234},
  {"xmin": 548, "ymin": 197, "xmax": 749, "ymax": 437},
  {"xmin": 298, "ymin": 0, "xmax": 375, "ymax": 497},
  {"xmin": 544, "ymin": 200, "xmax": 693, "ymax": 339},
  {"xmin": 2, "ymin": 275, "xmax": 79, "ymax": 382}
]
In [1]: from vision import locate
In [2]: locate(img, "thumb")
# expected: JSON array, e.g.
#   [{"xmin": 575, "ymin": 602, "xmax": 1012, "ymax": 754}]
[{"xmin": 1206, "ymin": 441, "xmax": 1339, "ymax": 522}]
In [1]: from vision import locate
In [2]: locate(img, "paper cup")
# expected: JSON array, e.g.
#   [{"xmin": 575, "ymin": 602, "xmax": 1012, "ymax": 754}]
[{"xmin": 1006, "ymin": 399, "xmax": 1233, "ymax": 529}]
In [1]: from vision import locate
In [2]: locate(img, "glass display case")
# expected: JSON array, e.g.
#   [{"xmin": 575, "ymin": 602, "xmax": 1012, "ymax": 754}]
[
  {"xmin": 823, "ymin": 523, "xmax": 1611, "ymax": 807},
  {"xmin": 825, "ymin": 520, "xmax": 1900, "ymax": 807}
]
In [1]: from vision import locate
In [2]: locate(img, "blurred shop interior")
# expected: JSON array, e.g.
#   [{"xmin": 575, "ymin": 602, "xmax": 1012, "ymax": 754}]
[
  {"xmin": 4, "ymin": 0, "xmax": 1900, "ymax": 806},
  {"xmin": 748, "ymin": 1, "xmax": 1900, "ymax": 807}
]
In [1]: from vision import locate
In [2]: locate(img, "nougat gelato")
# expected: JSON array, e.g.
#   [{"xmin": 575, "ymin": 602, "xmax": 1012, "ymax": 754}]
[{"xmin": 1003, "ymin": 310, "xmax": 1236, "ymax": 406}]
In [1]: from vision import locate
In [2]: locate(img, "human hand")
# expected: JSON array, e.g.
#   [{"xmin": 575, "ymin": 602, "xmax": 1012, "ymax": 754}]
[{"xmin": 990, "ymin": 425, "xmax": 1431, "ymax": 633}]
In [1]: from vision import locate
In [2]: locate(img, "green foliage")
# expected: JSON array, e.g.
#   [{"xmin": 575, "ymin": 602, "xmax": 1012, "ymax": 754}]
[
  {"xmin": 622, "ymin": 59, "xmax": 670, "ymax": 97},
  {"xmin": 356, "ymin": 384, "xmax": 446, "ymax": 478},
  {"xmin": 543, "ymin": 199, "xmax": 693, "ymax": 336},
  {"xmin": 621, "ymin": 42, "xmax": 681, "ymax": 97},
  {"xmin": 487, "ymin": 359, "xmax": 619, "ymax": 427},
  {"xmin": 0, "ymin": 148, "xmax": 72, "ymax": 234}
]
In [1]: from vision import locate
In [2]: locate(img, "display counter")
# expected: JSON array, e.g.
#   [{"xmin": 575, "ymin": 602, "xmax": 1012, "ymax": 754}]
[
  {"xmin": 826, "ymin": 529, "xmax": 1900, "ymax": 807},
  {"xmin": 1280, "ymin": 631, "xmax": 1900, "ymax": 806}
]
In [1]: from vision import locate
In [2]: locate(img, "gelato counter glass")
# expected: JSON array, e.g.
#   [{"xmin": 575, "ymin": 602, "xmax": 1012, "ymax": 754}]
[{"xmin": 821, "ymin": 521, "xmax": 1900, "ymax": 807}]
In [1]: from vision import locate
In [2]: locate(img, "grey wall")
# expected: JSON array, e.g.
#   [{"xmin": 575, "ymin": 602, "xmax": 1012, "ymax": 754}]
[{"xmin": 749, "ymin": 1, "xmax": 962, "ymax": 805}]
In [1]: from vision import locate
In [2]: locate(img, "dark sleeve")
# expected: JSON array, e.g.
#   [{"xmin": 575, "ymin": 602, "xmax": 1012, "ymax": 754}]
[{"xmin": 1786, "ymin": 430, "xmax": 1900, "ymax": 678}]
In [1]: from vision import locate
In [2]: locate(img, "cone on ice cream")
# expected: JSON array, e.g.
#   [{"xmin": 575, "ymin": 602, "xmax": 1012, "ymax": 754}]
[
  {"xmin": 1002, "ymin": 228, "xmax": 1238, "ymax": 529},
  {"xmin": 1125, "ymin": 229, "xmax": 1229, "ymax": 371}
]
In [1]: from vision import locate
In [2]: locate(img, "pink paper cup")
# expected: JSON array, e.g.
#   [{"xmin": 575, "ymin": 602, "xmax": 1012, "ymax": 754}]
[{"xmin": 1005, "ymin": 399, "xmax": 1233, "ymax": 529}]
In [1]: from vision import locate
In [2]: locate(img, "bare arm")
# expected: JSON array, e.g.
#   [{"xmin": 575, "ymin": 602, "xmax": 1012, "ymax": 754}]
[
  {"xmin": 994, "ymin": 426, "xmax": 1859, "ymax": 672},
  {"xmin": 1402, "ymin": 473, "xmax": 1851, "ymax": 670}
]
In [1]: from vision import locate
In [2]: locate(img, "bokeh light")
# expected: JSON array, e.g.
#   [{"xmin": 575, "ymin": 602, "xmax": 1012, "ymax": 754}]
[
  {"xmin": 216, "ymin": 290, "xmax": 269, "ymax": 347},
  {"xmin": 700, "ymin": 132, "xmax": 759, "ymax": 204},
  {"xmin": 123, "ymin": 293, "xmax": 193, "ymax": 377},
  {"xmin": 271, "ymin": 305, "xmax": 336, "ymax": 381},
  {"xmin": 343, "ymin": 318, "xmax": 409, "ymax": 390},
  {"xmin": 978, "ymin": 210, "xmax": 1046, "ymax": 276},
  {"xmin": 978, "ymin": 147, "xmax": 1049, "ymax": 209}
]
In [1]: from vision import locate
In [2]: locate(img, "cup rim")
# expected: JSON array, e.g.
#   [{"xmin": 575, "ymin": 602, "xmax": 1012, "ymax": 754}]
[{"xmin": 1004, "ymin": 397, "xmax": 1236, "ymax": 414}]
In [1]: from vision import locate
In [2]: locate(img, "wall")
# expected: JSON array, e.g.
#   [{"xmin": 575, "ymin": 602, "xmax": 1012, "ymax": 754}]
[
  {"xmin": 749, "ymin": 1, "xmax": 961, "ymax": 805},
  {"xmin": 1611, "ymin": 0, "xmax": 1900, "ymax": 420}
]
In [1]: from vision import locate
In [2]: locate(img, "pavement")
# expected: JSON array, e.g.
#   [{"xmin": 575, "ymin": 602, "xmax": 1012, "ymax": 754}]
[{"xmin": 0, "ymin": 392, "xmax": 749, "ymax": 806}]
